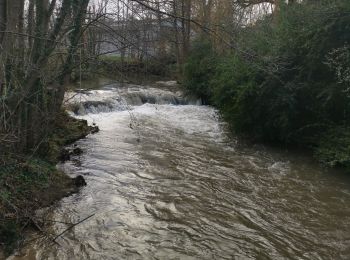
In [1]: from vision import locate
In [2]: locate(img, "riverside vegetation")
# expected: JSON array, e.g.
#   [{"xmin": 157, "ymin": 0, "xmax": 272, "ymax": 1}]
[
  {"xmin": 1, "ymin": 0, "xmax": 350, "ymax": 257},
  {"xmin": 184, "ymin": 0, "xmax": 350, "ymax": 172},
  {"xmin": 0, "ymin": 112, "xmax": 97, "ymax": 255},
  {"xmin": 0, "ymin": 0, "xmax": 92, "ymax": 255}
]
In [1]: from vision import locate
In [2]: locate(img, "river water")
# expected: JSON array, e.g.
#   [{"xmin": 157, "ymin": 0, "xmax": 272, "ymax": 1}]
[{"xmin": 11, "ymin": 82, "xmax": 350, "ymax": 259}]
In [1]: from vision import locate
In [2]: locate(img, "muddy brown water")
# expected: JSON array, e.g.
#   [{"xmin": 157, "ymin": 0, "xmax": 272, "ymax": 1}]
[{"xmin": 10, "ymin": 83, "xmax": 350, "ymax": 259}]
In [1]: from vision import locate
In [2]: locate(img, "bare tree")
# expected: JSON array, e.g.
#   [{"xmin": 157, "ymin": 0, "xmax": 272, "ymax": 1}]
[{"xmin": 0, "ymin": 0, "xmax": 91, "ymax": 152}]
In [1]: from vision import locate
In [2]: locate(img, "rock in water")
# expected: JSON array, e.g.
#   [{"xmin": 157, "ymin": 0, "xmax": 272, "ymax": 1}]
[
  {"xmin": 72, "ymin": 147, "xmax": 83, "ymax": 155},
  {"xmin": 90, "ymin": 124, "xmax": 100, "ymax": 134},
  {"xmin": 59, "ymin": 148, "xmax": 71, "ymax": 161},
  {"xmin": 73, "ymin": 175, "xmax": 87, "ymax": 187}
]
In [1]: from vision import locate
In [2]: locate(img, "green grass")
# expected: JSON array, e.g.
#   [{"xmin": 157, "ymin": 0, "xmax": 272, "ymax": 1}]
[{"xmin": 99, "ymin": 55, "xmax": 135, "ymax": 63}]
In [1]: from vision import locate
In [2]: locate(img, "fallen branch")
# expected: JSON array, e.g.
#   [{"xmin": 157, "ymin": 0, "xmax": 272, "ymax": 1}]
[{"xmin": 52, "ymin": 214, "xmax": 95, "ymax": 243}]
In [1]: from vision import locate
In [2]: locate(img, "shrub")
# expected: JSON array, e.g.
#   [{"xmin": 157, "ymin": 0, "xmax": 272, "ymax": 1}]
[
  {"xmin": 183, "ymin": 39, "xmax": 218, "ymax": 103},
  {"xmin": 315, "ymin": 126, "xmax": 350, "ymax": 170},
  {"xmin": 184, "ymin": 0, "xmax": 350, "ymax": 170}
]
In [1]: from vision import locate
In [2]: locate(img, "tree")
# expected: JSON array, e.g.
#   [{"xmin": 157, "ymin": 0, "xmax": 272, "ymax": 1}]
[{"xmin": 0, "ymin": 0, "xmax": 90, "ymax": 152}]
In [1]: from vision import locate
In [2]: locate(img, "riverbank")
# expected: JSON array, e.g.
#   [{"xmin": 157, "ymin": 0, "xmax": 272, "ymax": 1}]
[{"xmin": 0, "ymin": 112, "xmax": 98, "ymax": 257}]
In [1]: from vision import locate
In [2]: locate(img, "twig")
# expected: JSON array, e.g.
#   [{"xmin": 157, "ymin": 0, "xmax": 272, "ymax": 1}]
[{"xmin": 52, "ymin": 214, "xmax": 95, "ymax": 242}]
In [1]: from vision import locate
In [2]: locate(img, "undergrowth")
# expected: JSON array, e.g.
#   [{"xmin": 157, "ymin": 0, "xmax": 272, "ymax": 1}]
[{"xmin": 0, "ymin": 112, "xmax": 93, "ymax": 256}]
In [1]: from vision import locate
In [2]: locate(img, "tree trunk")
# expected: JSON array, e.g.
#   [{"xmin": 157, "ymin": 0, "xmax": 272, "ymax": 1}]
[
  {"xmin": 28, "ymin": 0, "xmax": 35, "ymax": 50},
  {"xmin": 183, "ymin": 0, "xmax": 191, "ymax": 59},
  {"xmin": 0, "ymin": 0, "xmax": 6, "ymax": 45},
  {"xmin": 17, "ymin": 0, "xmax": 25, "ymax": 53},
  {"xmin": 172, "ymin": 0, "xmax": 181, "ymax": 74},
  {"xmin": 32, "ymin": 0, "xmax": 49, "ymax": 63}
]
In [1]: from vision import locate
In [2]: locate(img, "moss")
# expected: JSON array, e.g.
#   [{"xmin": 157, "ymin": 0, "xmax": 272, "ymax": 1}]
[{"xmin": 39, "ymin": 111, "xmax": 93, "ymax": 163}]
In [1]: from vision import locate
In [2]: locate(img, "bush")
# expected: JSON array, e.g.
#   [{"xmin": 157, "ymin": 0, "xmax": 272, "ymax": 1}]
[
  {"xmin": 315, "ymin": 127, "xmax": 350, "ymax": 169},
  {"xmin": 183, "ymin": 39, "xmax": 218, "ymax": 103},
  {"xmin": 184, "ymin": 0, "xmax": 350, "ymax": 170}
]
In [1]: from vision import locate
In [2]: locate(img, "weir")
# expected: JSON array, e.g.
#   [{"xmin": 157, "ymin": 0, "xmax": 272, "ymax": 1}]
[{"xmin": 65, "ymin": 83, "xmax": 202, "ymax": 116}]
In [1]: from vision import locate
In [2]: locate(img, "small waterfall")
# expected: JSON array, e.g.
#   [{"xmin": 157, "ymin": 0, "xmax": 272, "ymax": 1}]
[
  {"xmin": 68, "ymin": 99, "xmax": 128, "ymax": 115},
  {"xmin": 65, "ymin": 83, "xmax": 202, "ymax": 115}
]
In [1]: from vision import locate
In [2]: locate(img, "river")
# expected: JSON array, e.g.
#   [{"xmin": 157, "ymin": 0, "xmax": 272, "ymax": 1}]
[{"xmin": 10, "ymin": 81, "xmax": 350, "ymax": 259}]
